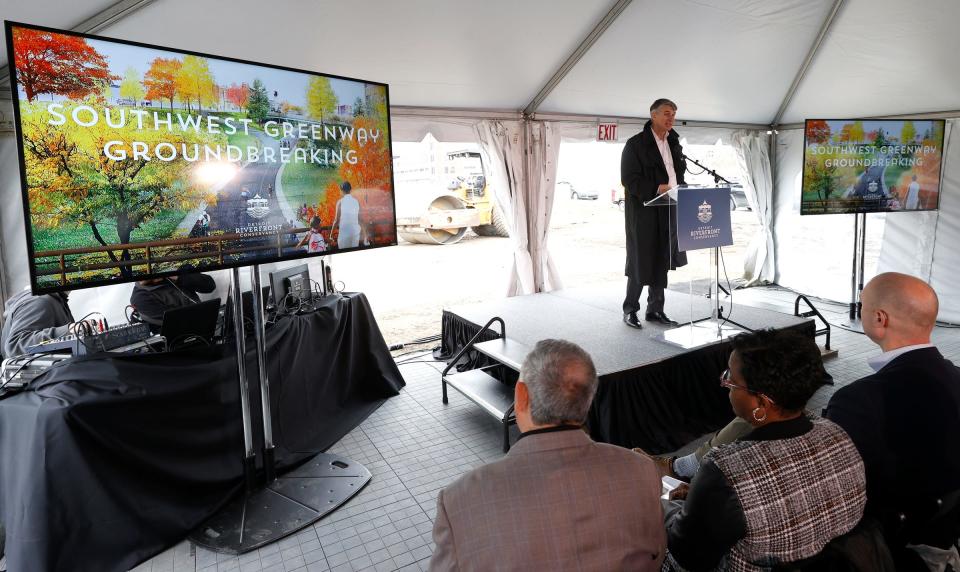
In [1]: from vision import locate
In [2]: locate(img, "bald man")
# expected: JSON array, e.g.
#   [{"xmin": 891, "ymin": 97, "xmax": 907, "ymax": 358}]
[{"xmin": 825, "ymin": 272, "xmax": 960, "ymax": 550}]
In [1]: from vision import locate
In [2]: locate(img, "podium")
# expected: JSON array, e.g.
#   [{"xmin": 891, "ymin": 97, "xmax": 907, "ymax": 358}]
[{"xmin": 644, "ymin": 186, "xmax": 746, "ymax": 349}]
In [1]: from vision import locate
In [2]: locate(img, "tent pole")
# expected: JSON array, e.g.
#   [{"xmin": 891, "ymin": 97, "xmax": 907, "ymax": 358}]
[
  {"xmin": 523, "ymin": 0, "xmax": 634, "ymax": 115},
  {"xmin": 771, "ymin": 0, "xmax": 845, "ymax": 126}
]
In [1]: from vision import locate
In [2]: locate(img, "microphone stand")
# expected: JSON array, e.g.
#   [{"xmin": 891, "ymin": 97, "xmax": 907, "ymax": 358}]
[{"xmin": 682, "ymin": 153, "xmax": 733, "ymax": 186}]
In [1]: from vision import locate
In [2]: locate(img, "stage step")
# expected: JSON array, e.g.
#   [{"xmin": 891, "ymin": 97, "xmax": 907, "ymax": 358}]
[
  {"xmin": 473, "ymin": 338, "xmax": 530, "ymax": 371},
  {"xmin": 443, "ymin": 368, "xmax": 516, "ymax": 421}
]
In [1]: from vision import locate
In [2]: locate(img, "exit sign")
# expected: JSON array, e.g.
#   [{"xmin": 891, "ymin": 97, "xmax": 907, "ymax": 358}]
[{"xmin": 597, "ymin": 123, "xmax": 618, "ymax": 141}]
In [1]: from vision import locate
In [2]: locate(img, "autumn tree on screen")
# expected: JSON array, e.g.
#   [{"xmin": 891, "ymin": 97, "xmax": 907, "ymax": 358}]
[
  {"xmin": 176, "ymin": 55, "xmax": 217, "ymax": 112},
  {"xmin": 19, "ymin": 100, "xmax": 217, "ymax": 277},
  {"xmin": 225, "ymin": 83, "xmax": 249, "ymax": 110},
  {"xmin": 281, "ymin": 102, "xmax": 304, "ymax": 115},
  {"xmin": 338, "ymin": 116, "xmax": 391, "ymax": 190},
  {"xmin": 805, "ymin": 120, "xmax": 830, "ymax": 144},
  {"xmin": 803, "ymin": 157, "xmax": 838, "ymax": 202},
  {"xmin": 12, "ymin": 27, "xmax": 113, "ymax": 102},
  {"xmin": 848, "ymin": 121, "xmax": 865, "ymax": 143},
  {"xmin": 366, "ymin": 86, "xmax": 389, "ymax": 142},
  {"xmin": 144, "ymin": 57, "xmax": 181, "ymax": 109},
  {"xmin": 306, "ymin": 77, "xmax": 337, "ymax": 123},
  {"xmin": 119, "ymin": 67, "xmax": 145, "ymax": 105},
  {"xmin": 901, "ymin": 121, "xmax": 916, "ymax": 144}
]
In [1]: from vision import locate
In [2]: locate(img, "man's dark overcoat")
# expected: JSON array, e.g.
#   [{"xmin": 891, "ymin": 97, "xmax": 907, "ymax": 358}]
[{"xmin": 621, "ymin": 121, "xmax": 688, "ymax": 285}]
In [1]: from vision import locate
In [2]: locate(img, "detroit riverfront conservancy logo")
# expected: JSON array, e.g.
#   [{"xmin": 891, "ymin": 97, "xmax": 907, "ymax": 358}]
[
  {"xmin": 697, "ymin": 200, "xmax": 713, "ymax": 223},
  {"xmin": 246, "ymin": 195, "xmax": 271, "ymax": 219}
]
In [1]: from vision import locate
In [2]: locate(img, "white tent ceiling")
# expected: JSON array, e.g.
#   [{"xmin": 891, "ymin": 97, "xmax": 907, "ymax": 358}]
[{"xmin": 2, "ymin": 0, "xmax": 959, "ymax": 126}]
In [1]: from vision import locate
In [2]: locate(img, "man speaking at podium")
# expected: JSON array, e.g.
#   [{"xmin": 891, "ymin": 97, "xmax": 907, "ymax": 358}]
[{"xmin": 620, "ymin": 98, "xmax": 688, "ymax": 329}]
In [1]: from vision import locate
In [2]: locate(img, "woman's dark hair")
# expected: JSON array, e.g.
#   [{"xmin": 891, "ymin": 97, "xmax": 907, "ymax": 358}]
[
  {"xmin": 340, "ymin": 181, "xmax": 352, "ymax": 193},
  {"xmin": 310, "ymin": 216, "xmax": 322, "ymax": 229},
  {"xmin": 730, "ymin": 329, "xmax": 825, "ymax": 411}
]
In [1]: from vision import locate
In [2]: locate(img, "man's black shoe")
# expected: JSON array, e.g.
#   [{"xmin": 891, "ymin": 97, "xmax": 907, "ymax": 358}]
[
  {"xmin": 623, "ymin": 312, "xmax": 643, "ymax": 329},
  {"xmin": 645, "ymin": 311, "xmax": 679, "ymax": 327}
]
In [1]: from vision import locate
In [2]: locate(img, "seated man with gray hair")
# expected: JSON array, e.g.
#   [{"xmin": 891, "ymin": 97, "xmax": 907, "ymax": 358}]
[{"xmin": 429, "ymin": 339, "xmax": 665, "ymax": 571}]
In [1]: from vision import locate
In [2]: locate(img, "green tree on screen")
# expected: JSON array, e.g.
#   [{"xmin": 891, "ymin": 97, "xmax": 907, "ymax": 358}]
[
  {"xmin": 874, "ymin": 127, "xmax": 888, "ymax": 147},
  {"xmin": 247, "ymin": 79, "xmax": 270, "ymax": 124}
]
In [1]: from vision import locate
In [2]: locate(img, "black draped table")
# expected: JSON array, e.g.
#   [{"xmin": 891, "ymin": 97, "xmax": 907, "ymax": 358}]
[
  {"xmin": 0, "ymin": 292, "xmax": 404, "ymax": 572},
  {"xmin": 440, "ymin": 288, "xmax": 815, "ymax": 454}
]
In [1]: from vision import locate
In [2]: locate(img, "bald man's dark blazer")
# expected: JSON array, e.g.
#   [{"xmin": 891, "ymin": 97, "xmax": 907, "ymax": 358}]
[{"xmin": 825, "ymin": 347, "xmax": 960, "ymax": 533}]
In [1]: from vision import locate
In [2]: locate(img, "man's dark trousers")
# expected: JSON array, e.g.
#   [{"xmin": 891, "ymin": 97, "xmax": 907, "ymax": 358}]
[{"xmin": 624, "ymin": 277, "xmax": 665, "ymax": 315}]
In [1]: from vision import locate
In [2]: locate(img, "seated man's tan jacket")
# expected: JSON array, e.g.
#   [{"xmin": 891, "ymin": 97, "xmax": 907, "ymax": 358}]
[{"xmin": 429, "ymin": 427, "xmax": 665, "ymax": 571}]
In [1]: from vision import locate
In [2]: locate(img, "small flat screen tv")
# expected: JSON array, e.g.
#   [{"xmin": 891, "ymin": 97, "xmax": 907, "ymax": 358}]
[
  {"xmin": 5, "ymin": 21, "xmax": 397, "ymax": 294},
  {"xmin": 269, "ymin": 264, "xmax": 311, "ymax": 308},
  {"xmin": 800, "ymin": 119, "xmax": 945, "ymax": 215}
]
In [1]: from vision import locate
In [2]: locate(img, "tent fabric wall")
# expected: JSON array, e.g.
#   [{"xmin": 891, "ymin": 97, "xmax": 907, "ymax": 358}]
[
  {"xmin": 556, "ymin": 121, "xmax": 740, "ymax": 146},
  {"xmin": 390, "ymin": 116, "xmax": 480, "ymax": 144},
  {"xmin": 732, "ymin": 130, "xmax": 776, "ymax": 285},
  {"xmin": 878, "ymin": 120, "xmax": 959, "ymax": 323}
]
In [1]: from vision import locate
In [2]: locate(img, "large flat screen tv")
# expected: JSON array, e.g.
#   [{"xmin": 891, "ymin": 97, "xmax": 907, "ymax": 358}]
[
  {"xmin": 5, "ymin": 21, "xmax": 396, "ymax": 294},
  {"xmin": 801, "ymin": 119, "xmax": 945, "ymax": 215}
]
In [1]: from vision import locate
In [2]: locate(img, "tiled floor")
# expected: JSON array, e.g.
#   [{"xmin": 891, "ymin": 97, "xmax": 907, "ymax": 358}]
[{"xmin": 17, "ymin": 287, "xmax": 959, "ymax": 572}]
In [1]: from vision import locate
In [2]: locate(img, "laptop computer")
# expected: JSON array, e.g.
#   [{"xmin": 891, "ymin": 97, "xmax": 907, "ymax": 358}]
[{"xmin": 161, "ymin": 298, "xmax": 221, "ymax": 350}]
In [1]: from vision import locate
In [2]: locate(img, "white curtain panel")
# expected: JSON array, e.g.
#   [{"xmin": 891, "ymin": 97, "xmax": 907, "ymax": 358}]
[
  {"xmin": 925, "ymin": 120, "xmax": 958, "ymax": 322},
  {"xmin": 475, "ymin": 120, "xmax": 535, "ymax": 296},
  {"xmin": 526, "ymin": 122, "xmax": 563, "ymax": 292},
  {"xmin": 732, "ymin": 130, "xmax": 776, "ymax": 285}
]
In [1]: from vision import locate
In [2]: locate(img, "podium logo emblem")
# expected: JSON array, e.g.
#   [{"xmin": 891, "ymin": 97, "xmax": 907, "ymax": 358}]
[
  {"xmin": 246, "ymin": 194, "xmax": 271, "ymax": 219},
  {"xmin": 697, "ymin": 200, "xmax": 713, "ymax": 223}
]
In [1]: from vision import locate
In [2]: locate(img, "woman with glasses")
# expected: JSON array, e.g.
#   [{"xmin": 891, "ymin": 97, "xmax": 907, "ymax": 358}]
[{"xmin": 663, "ymin": 329, "xmax": 866, "ymax": 571}]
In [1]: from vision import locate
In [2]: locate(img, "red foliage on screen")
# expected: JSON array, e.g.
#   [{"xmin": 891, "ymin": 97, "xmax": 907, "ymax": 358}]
[{"xmin": 13, "ymin": 28, "xmax": 114, "ymax": 102}]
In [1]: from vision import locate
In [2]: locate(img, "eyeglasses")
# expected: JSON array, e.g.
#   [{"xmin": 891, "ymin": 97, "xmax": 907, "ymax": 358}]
[{"xmin": 719, "ymin": 369, "xmax": 776, "ymax": 405}]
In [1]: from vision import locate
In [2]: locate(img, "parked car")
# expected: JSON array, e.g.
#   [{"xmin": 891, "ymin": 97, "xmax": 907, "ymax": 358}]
[{"xmin": 557, "ymin": 181, "xmax": 597, "ymax": 200}]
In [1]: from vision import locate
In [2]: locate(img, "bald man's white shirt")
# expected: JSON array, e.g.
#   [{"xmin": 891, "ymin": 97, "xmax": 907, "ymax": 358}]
[{"xmin": 867, "ymin": 343, "xmax": 934, "ymax": 372}]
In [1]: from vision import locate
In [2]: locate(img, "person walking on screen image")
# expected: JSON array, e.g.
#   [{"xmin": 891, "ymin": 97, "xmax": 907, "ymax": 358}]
[
  {"xmin": 905, "ymin": 174, "xmax": 921, "ymax": 210},
  {"xmin": 621, "ymin": 98, "xmax": 687, "ymax": 329},
  {"xmin": 329, "ymin": 180, "xmax": 362, "ymax": 249},
  {"xmin": 296, "ymin": 215, "xmax": 327, "ymax": 253}
]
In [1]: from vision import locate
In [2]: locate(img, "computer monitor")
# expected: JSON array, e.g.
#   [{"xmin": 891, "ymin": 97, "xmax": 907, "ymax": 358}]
[
  {"xmin": 160, "ymin": 298, "xmax": 221, "ymax": 350},
  {"xmin": 269, "ymin": 264, "xmax": 311, "ymax": 308}
]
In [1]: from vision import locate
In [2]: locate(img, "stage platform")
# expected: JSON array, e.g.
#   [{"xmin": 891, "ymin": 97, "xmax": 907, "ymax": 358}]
[{"xmin": 441, "ymin": 283, "xmax": 814, "ymax": 453}]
